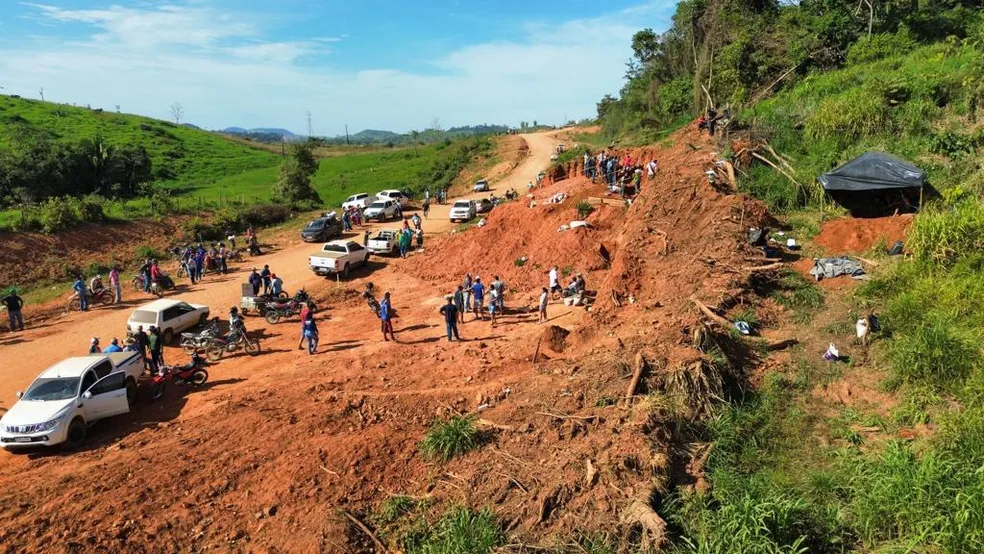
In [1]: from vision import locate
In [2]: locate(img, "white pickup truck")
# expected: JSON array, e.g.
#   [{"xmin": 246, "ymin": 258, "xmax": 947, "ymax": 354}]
[
  {"xmin": 310, "ymin": 240, "xmax": 371, "ymax": 279},
  {"xmin": 367, "ymin": 230, "xmax": 400, "ymax": 256},
  {"xmin": 0, "ymin": 352, "xmax": 144, "ymax": 450}
]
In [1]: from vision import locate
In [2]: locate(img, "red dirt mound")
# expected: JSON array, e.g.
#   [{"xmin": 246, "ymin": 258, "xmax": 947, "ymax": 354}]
[
  {"xmin": 813, "ymin": 214, "xmax": 913, "ymax": 254},
  {"xmin": 542, "ymin": 325, "xmax": 570, "ymax": 352}
]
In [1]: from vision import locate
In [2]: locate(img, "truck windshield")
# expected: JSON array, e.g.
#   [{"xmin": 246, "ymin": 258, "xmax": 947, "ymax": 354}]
[
  {"xmin": 453, "ymin": 201, "xmax": 471, "ymax": 208},
  {"xmin": 322, "ymin": 245, "xmax": 348, "ymax": 254},
  {"xmin": 23, "ymin": 377, "xmax": 80, "ymax": 401},
  {"xmin": 369, "ymin": 202, "xmax": 386, "ymax": 209},
  {"xmin": 305, "ymin": 220, "xmax": 325, "ymax": 230}
]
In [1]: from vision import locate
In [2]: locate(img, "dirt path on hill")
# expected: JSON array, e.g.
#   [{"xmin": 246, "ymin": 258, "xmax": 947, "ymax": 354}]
[{"xmin": 0, "ymin": 132, "xmax": 562, "ymax": 405}]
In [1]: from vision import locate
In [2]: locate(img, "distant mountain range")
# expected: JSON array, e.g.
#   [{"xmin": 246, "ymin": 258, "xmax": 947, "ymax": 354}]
[{"xmin": 217, "ymin": 124, "xmax": 512, "ymax": 146}]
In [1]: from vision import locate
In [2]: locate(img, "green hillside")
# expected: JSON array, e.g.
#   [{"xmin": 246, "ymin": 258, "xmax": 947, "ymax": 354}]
[{"xmin": 0, "ymin": 95, "xmax": 280, "ymax": 198}]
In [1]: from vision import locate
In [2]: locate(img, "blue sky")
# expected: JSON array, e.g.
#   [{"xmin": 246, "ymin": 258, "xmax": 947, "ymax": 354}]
[{"xmin": 0, "ymin": 1, "xmax": 677, "ymax": 134}]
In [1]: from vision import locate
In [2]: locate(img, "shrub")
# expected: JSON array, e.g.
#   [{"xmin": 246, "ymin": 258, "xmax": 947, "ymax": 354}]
[
  {"xmin": 805, "ymin": 90, "xmax": 888, "ymax": 142},
  {"xmin": 37, "ymin": 197, "xmax": 80, "ymax": 234},
  {"xmin": 135, "ymin": 246, "xmax": 166, "ymax": 260},
  {"xmin": 888, "ymin": 317, "xmax": 979, "ymax": 391},
  {"xmin": 402, "ymin": 507, "xmax": 502, "ymax": 554},
  {"xmin": 907, "ymin": 199, "xmax": 984, "ymax": 266},
  {"xmin": 847, "ymin": 31, "xmax": 916, "ymax": 65},
  {"xmin": 242, "ymin": 204, "xmax": 290, "ymax": 227},
  {"xmin": 577, "ymin": 200, "xmax": 595, "ymax": 219},
  {"xmin": 78, "ymin": 194, "xmax": 107, "ymax": 223},
  {"xmin": 419, "ymin": 416, "xmax": 481, "ymax": 462}
]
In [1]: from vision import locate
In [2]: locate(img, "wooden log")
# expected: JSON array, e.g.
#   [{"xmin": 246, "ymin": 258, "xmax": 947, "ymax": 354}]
[
  {"xmin": 742, "ymin": 262, "xmax": 784, "ymax": 272},
  {"xmin": 343, "ymin": 511, "xmax": 388, "ymax": 553},
  {"xmin": 625, "ymin": 352, "xmax": 647, "ymax": 401},
  {"xmin": 531, "ymin": 337, "xmax": 541, "ymax": 367},
  {"xmin": 689, "ymin": 296, "xmax": 733, "ymax": 328}
]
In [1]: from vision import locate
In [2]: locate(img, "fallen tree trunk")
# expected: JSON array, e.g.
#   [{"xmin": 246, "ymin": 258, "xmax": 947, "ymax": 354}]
[
  {"xmin": 622, "ymin": 498, "xmax": 668, "ymax": 551},
  {"xmin": 743, "ymin": 262, "xmax": 784, "ymax": 272},
  {"xmin": 689, "ymin": 296, "xmax": 732, "ymax": 328},
  {"xmin": 626, "ymin": 352, "xmax": 647, "ymax": 401}
]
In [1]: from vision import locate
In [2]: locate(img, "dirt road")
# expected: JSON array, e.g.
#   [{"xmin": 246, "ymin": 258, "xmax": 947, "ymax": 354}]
[{"xmin": 0, "ymin": 130, "xmax": 562, "ymax": 415}]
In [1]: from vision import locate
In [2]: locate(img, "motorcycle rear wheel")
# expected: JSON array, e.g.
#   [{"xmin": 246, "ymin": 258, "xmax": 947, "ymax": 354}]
[
  {"xmin": 68, "ymin": 298, "xmax": 81, "ymax": 311},
  {"xmin": 181, "ymin": 340, "xmax": 197, "ymax": 355},
  {"xmin": 99, "ymin": 292, "xmax": 114, "ymax": 306},
  {"xmin": 265, "ymin": 312, "xmax": 281, "ymax": 325},
  {"xmin": 244, "ymin": 339, "xmax": 261, "ymax": 356}
]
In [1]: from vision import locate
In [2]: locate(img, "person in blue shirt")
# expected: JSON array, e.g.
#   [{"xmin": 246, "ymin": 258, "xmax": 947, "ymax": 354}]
[
  {"xmin": 300, "ymin": 312, "xmax": 319, "ymax": 354},
  {"xmin": 471, "ymin": 277, "xmax": 486, "ymax": 321},
  {"xmin": 103, "ymin": 338, "xmax": 123, "ymax": 353},
  {"xmin": 379, "ymin": 292, "xmax": 396, "ymax": 341},
  {"xmin": 72, "ymin": 275, "xmax": 88, "ymax": 312}
]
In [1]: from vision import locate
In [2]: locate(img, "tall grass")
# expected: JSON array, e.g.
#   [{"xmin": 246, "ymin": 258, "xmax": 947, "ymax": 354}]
[
  {"xmin": 402, "ymin": 507, "xmax": 502, "ymax": 554},
  {"xmin": 419, "ymin": 416, "xmax": 481, "ymax": 462}
]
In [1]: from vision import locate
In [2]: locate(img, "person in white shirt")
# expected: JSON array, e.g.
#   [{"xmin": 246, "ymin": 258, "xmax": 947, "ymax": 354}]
[
  {"xmin": 647, "ymin": 159, "xmax": 659, "ymax": 181},
  {"xmin": 538, "ymin": 287, "xmax": 548, "ymax": 323},
  {"xmin": 549, "ymin": 266, "xmax": 561, "ymax": 300}
]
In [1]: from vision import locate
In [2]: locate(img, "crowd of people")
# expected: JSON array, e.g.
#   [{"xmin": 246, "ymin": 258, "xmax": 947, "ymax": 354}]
[
  {"xmin": 88, "ymin": 324, "xmax": 166, "ymax": 374},
  {"xmin": 582, "ymin": 150, "xmax": 659, "ymax": 198}
]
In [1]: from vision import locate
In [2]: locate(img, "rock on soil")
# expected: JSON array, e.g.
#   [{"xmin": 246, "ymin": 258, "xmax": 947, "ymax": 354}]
[{"xmin": 541, "ymin": 325, "xmax": 570, "ymax": 353}]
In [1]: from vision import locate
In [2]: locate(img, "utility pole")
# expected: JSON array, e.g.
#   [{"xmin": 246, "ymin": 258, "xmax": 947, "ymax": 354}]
[
  {"xmin": 306, "ymin": 111, "xmax": 313, "ymax": 137},
  {"xmin": 345, "ymin": 124, "xmax": 350, "ymax": 146},
  {"xmin": 39, "ymin": 86, "xmax": 44, "ymax": 101}
]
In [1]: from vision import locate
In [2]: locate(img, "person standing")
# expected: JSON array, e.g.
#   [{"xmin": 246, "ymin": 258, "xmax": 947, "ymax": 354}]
[
  {"xmin": 538, "ymin": 287, "xmax": 549, "ymax": 323},
  {"xmin": 88, "ymin": 337, "xmax": 101, "ymax": 354},
  {"xmin": 439, "ymin": 295, "xmax": 461, "ymax": 341},
  {"xmin": 109, "ymin": 266, "xmax": 122, "ymax": 304},
  {"xmin": 379, "ymin": 292, "xmax": 396, "ymax": 342},
  {"xmin": 415, "ymin": 228, "xmax": 424, "ymax": 250},
  {"xmin": 488, "ymin": 287, "xmax": 500, "ymax": 326},
  {"xmin": 2, "ymin": 289, "xmax": 24, "ymax": 331},
  {"xmin": 463, "ymin": 273, "xmax": 473, "ymax": 312},
  {"xmin": 73, "ymin": 275, "xmax": 88, "ymax": 312},
  {"xmin": 141, "ymin": 259, "xmax": 153, "ymax": 293},
  {"xmin": 134, "ymin": 325, "xmax": 149, "ymax": 370},
  {"xmin": 422, "ymin": 198, "xmax": 430, "ymax": 219},
  {"xmin": 549, "ymin": 266, "xmax": 561, "ymax": 301},
  {"xmin": 261, "ymin": 265, "xmax": 272, "ymax": 296},
  {"xmin": 453, "ymin": 285, "xmax": 466, "ymax": 324},
  {"xmin": 647, "ymin": 159, "xmax": 659, "ymax": 182},
  {"xmin": 148, "ymin": 326, "xmax": 164, "ymax": 374},
  {"xmin": 300, "ymin": 312, "xmax": 319, "ymax": 354},
  {"xmin": 103, "ymin": 338, "xmax": 123, "ymax": 353},
  {"xmin": 399, "ymin": 228, "xmax": 412, "ymax": 259},
  {"xmin": 363, "ymin": 229, "xmax": 371, "ymax": 247},
  {"xmin": 217, "ymin": 243, "xmax": 228, "ymax": 274},
  {"xmin": 411, "ymin": 213, "xmax": 422, "ymax": 231},
  {"xmin": 248, "ymin": 268, "xmax": 263, "ymax": 296},
  {"xmin": 491, "ymin": 275, "xmax": 505, "ymax": 311},
  {"xmin": 471, "ymin": 277, "xmax": 486, "ymax": 321},
  {"xmin": 271, "ymin": 274, "xmax": 283, "ymax": 298}
]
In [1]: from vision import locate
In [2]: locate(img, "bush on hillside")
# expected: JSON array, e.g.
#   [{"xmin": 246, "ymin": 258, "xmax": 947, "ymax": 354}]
[
  {"xmin": 37, "ymin": 197, "xmax": 80, "ymax": 234},
  {"xmin": 908, "ymin": 199, "xmax": 984, "ymax": 266},
  {"xmin": 78, "ymin": 194, "xmax": 107, "ymax": 223},
  {"xmin": 805, "ymin": 90, "xmax": 889, "ymax": 142},
  {"xmin": 847, "ymin": 31, "xmax": 917, "ymax": 65}
]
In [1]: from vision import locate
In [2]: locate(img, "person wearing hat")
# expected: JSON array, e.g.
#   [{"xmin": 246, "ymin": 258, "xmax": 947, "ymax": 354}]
[
  {"xmin": 439, "ymin": 294, "xmax": 461, "ymax": 342},
  {"xmin": 2, "ymin": 288, "xmax": 24, "ymax": 332},
  {"xmin": 123, "ymin": 336, "xmax": 139, "ymax": 352},
  {"xmin": 147, "ymin": 326, "xmax": 163, "ymax": 373},
  {"xmin": 88, "ymin": 337, "xmax": 101, "ymax": 354},
  {"xmin": 261, "ymin": 265, "xmax": 272, "ymax": 296},
  {"xmin": 470, "ymin": 277, "xmax": 486, "ymax": 321},
  {"xmin": 104, "ymin": 337, "xmax": 123, "ymax": 353}
]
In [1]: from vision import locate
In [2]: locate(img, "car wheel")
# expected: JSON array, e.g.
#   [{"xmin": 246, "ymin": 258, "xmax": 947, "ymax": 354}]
[
  {"xmin": 64, "ymin": 418, "xmax": 86, "ymax": 450},
  {"xmin": 163, "ymin": 329, "xmax": 173, "ymax": 345},
  {"xmin": 125, "ymin": 378, "xmax": 137, "ymax": 406},
  {"xmin": 342, "ymin": 263, "xmax": 351, "ymax": 279}
]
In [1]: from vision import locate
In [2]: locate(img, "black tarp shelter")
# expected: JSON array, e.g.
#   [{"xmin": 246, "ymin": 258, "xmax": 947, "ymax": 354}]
[{"xmin": 818, "ymin": 152, "xmax": 925, "ymax": 217}]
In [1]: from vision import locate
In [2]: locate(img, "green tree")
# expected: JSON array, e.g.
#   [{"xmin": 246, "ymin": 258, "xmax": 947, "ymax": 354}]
[{"xmin": 271, "ymin": 143, "xmax": 321, "ymax": 204}]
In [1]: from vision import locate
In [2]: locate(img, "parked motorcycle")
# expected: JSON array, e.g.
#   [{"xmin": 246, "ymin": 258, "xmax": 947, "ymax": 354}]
[
  {"xmin": 180, "ymin": 318, "xmax": 222, "ymax": 354},
  {"xmin": 67, "ymin": 288, "xmax": 114, "ymax": 311},
  {"xmin": 263, "ymin": 289, "xmax": 316, "ymax": 324},
  {"xmin": 149, "ymin": 353, "xmax": 210, "ymax": 400},
  {"xmin": 205, "ymin": 329, "xmax": 261, "ymax": 361},
  {"xmin": 131, "ymin": 274, "xmax": 175, "ymax": 296}
]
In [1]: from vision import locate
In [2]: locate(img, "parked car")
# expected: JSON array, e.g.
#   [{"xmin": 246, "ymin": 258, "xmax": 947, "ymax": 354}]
[
  {"xmin": 364, "ymin": 199, "xmax": 400, "ymax": 221},
  {"xmin": 473, "ymin": 179, "xmax": 490, "ymax": 192},
  {"xmin": 475, "ymin": 198, "xmax": 494, "ymax": 213},
  {"xmin": 376, "ymin": 189, "xmax": 409, "ymax": 207},
  {"xmin": 449, "ymin": 200, "xmax": 477, "ymax": 222},
  {"xmin": 0, "ymin": 352, "xmax": 144, "ymax": 450},
  {"xmin": 309, "ymin": 240, "xmax": 371, "ymax": 279},
  {"xmin": 300, "ymin": 214, "xmax": 343, "ymax": 242},
  {"xmin": 126, "ymin": 299, "xmax": 210, "ymax": 344},
  {"xmin": 342, "ymin": 193, "xmax": 372, "ymax": 211},
  {"xmin": 367, "ymin": 230, "xmax": 400, "ymax": 256}
]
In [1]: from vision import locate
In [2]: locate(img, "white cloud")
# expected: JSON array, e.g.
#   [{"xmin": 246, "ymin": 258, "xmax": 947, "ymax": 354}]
[{"xmin": 2, "ymin": 2, "xmax": 676, "ymax": 133}]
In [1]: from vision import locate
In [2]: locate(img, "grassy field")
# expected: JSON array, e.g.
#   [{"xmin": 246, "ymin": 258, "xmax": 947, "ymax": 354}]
[{"xmin": 0, "ymin": 94, "xmax": 492, "ymax": 228}]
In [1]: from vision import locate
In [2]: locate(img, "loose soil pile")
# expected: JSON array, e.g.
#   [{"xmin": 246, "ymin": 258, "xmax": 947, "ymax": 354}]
[{"xmin": 813, "ymin": 214, "xmax": 912, "ymax": 254}]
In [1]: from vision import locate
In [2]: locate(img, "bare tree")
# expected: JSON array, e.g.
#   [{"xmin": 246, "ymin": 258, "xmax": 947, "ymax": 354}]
[
  {"xmin": 855, "ymin": 0, "xmax": 875, "ymax": 38},
  {"xmin": 170, "ymin": 102, "xmax": 184, "ymax": 124},
  {"xmin": 430, "ymin": 117, "xmax": 442, "ymax": 132}
]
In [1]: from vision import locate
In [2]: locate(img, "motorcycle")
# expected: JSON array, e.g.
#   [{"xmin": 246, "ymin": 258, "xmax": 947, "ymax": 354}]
[
  {"xmin": 149, "ymin": 353, "xmax": 210, "ymax": 400},
  {"xmin": 205, "ymin": 328, "xmax": 261, "ymax": 361},
  {"xmin": 67, "ymin": 287, "xmax": 114, "ymax": 311},
  {"xmin": 132, "ymin": 274, "xmax": 175, "ymax": 296},
  {"xmin": 180, "ymin": 318, "xmax": 222, "ymax": 354}
]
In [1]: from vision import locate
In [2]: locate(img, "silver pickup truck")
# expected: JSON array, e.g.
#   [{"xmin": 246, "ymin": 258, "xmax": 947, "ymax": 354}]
[
  {"xmin": 367, "ymin": 230, "xmax": 400, "ymax": 256},
  {"xmin": 309, "ymin": 240, "xmax": 371, "ymax": 279}
]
